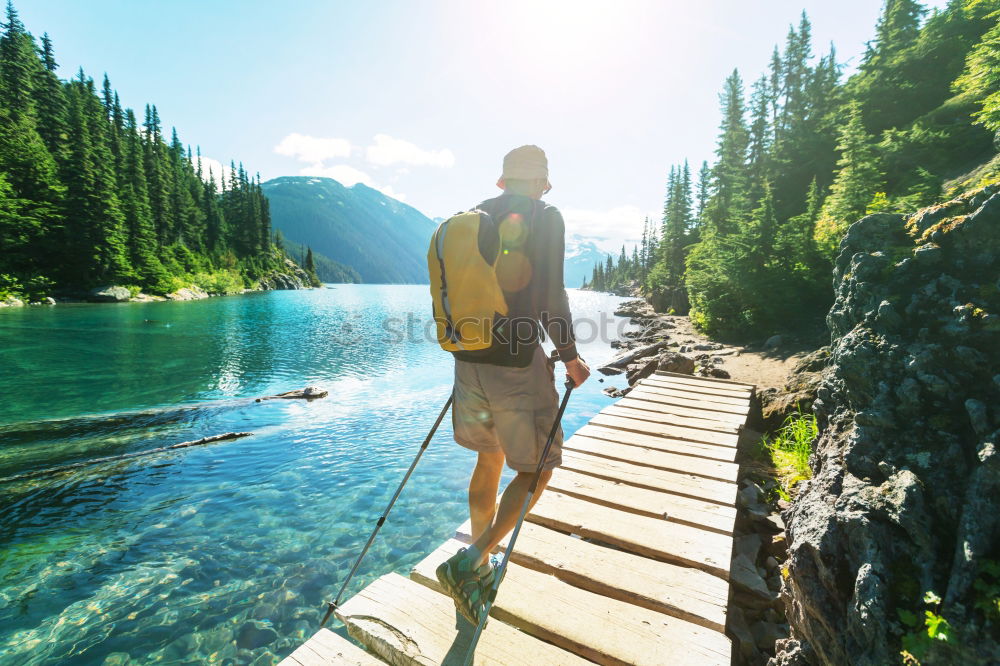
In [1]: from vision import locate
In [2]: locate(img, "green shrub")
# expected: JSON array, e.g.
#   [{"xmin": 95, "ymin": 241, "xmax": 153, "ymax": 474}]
[
  {"xmin": 192, "ymin": 269, "xmax": 245, "ymax": 295},
  {"xmin": 151, "ymin": 274, "xmax": 189, "ymax": 296},
  {"xmin": 0, "ymin": 273, "xmax": 22, "ymax": 300}
]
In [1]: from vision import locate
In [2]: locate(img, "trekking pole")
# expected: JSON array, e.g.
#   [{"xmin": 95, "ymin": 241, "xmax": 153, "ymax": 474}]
[
  {"xmin": 461, "ymin": 378, "xmax": 575, "ymax": 666},
  {"xmin": 320, "ymin": 392, "xmax": 454, "ymax": 628}
]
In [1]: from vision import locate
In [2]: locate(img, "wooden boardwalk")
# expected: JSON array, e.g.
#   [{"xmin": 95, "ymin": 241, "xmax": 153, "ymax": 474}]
[{"xmin": 281, "ymin": 371, "xmax": 754, "ymax": 666}]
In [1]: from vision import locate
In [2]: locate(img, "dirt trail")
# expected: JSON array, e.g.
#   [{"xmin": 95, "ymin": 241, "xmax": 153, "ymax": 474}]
[{"xmin": 661, "ymin": 315, "xmax": 814, "ymax": 391}]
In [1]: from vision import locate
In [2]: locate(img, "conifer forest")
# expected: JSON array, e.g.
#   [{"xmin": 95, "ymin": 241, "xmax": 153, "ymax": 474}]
[
  {"xmin": 586, "ymin": 0, "xmax": 999, "ymax": 338},
  {"xmin": 0, "ymin": 1, "xmax": 319, "ymax": 301}
]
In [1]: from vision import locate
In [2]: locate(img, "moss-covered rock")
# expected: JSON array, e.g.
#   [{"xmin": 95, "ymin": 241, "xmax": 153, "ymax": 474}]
[{"xmin": 775, "ymin": 186, "xmax": 1000, "ymax": 665}]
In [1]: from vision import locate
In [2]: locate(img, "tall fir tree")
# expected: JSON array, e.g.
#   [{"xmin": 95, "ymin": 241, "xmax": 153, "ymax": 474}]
[
  {"xmin": 814, "ymin": 101, "xmax": 885, "ymax": 254},
  {"xmin": 706, "ymin": 69, "xmax": 750, "ymax": 235}
]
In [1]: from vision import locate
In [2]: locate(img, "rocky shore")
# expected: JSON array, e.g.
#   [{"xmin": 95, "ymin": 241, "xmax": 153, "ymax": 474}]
[{"xmin": 0, "ymin": 259, "xmax": 314, "ymax": 307}]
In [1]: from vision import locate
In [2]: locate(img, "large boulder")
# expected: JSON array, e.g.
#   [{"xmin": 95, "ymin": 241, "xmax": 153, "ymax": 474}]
[
  {"xmin": 760, "ymin": 347, "xmax": 829, "ymax": 430},
  {"xmin": 167, "ymin": 286, "xmax": 209, "ymax": 301},
  {"xmin": 774, "ymin": 186, "xmax": 1000, "ymax": 665},
  {"xmin": 88, "ymin": 285, "xmax": 131, "ymax": 302},
  {"xmin": 658, "ymin": 351, "xmax": 695, "ymax": 375}
]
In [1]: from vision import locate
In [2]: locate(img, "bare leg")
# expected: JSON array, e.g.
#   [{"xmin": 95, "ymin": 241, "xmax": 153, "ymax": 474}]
[
  {"xmin": 469, "ymin": 468, "xmax": 552, "ymax": 568},
  {"xmin": 468, "ymin": 450, "xmax": 504, "ymax": 542}
]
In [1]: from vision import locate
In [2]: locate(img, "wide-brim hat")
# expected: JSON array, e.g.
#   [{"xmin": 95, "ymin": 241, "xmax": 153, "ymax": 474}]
[{"xmin": 497, "ymin": 144, "xmax": 552, "ymax": 190}]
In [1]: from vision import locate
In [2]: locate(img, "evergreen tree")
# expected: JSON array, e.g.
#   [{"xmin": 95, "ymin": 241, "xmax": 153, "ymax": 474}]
[
  {"xmin": 120, "ymin": 108, "xmax": 164, "ymax": 286},
  {"xmin": 61, "ymin": 73, "xmax": 130, "ymax": 283},
  {"xmin": 33, "ymin": 32, "xmax": 66, "ymax": 162},
  {"xmin": 747, "ymin": 74, "xmax": 773, "ymax": 205},
  {"xmin": 706, "ymin": 69, "xmax": 750, "ymax": 235},
  {"xmin": 850, "ymin": 0, "xmax": 927, "ymax": 131},
  {"xmin": 142, "ymin": 104, "xmax": 170, "ymax": 248},
  {"xmin": 695, "ymin": 161, "xmax": 710, "ymax": 222},
  {"xmin": 814, "ymin": 101, "xmax": 885, "ymax": 254},
  {"xmin": 955, "ymin": 15, "xmax": 1000, "ymax": 133}
]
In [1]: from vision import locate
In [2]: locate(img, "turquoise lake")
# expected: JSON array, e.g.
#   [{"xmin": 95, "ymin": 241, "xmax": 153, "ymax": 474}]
[{"xmin": 0, "ymin": 285, "xmax": 630, "ymax": 665}]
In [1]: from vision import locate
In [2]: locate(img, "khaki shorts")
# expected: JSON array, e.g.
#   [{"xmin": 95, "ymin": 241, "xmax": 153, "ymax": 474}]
[{"xmin": 452, "ymin": 346, "xmax": 563, "ymax": 472}]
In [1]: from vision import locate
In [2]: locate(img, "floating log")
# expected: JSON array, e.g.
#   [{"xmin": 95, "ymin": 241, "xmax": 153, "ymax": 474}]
[
  {"xmin": 0, "ymin": 432, "xmax": 253, "ymax": 484},
  {"xmin": 256, "ymin": 386, "xmax": 329, "ymax": 402},
  {"xmin": 597, "ymin": 340, "xmax": 668, "ymax": 373}
]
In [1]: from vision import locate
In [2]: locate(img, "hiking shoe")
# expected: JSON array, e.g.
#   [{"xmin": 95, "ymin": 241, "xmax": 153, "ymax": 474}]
[
  {"xmin": 477, "ymin": 553, "xmax": 506, "ymax": 599},
  {"xmin": 467, "ymin": 554, "xmax": 505, "ymax": 629},
  {"xmin": 435, "ymin": 548, "xmax": 488, "ymax": 626}
]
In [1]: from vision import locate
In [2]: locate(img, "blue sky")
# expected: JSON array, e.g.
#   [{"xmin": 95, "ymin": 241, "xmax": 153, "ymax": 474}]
[{"xmin": 23, "ymin": 0, "xmax": 950, "ymax": 251}]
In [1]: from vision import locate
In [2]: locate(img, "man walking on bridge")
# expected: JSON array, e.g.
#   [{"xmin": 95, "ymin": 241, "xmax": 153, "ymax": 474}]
[{"xmin": 434, "ymin": 145, "xmax": 590, "ymax": 624}]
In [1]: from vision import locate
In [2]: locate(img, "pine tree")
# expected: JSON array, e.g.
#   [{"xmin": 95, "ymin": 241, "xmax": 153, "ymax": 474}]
[
  {"xmin": 62, "ymin": 73, "xmax": 130, "ymax": 283},
  {"xmin": 695, "ymin": 161, "xmax": 710, "ymax": 222},
  {"xmin": 747, "ymin": 74, "xmax": 772, "ymax": 206},
  {"xmin": 706, "ymin": 69, "xmax": 750, "ymax": 235},
  {"xmin": 851, "ymin": 0, "xmax": 927, "ymax": 131},
  {"xmin": 121, "ymin": 107, "xmax": 163, "ymax": 286},
  {"xmin": 955, "ymin": 16, "xmax": 1000, "ymax": 133},
  {"xmin": 814, "ymin": 102, "xmax": 884, "ymax": 254},
  {"xmin": 142, "ymin": 104, "xmax": 170, "ymax": 248},
  {"xmin": 0, "ymin": 0, "xmax": 37, "ymax": 117},
  {"xmin": 33, "ymin": 33, "xmax": 67, "ymax": 162}
]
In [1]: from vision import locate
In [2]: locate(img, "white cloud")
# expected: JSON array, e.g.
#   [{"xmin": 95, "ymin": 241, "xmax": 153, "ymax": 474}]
[
  {"xmin": 376, "ymin": 185, "xmax": 407, "ymax": 201},
  {"xmin": 366, "ymin": 134, "xmax": 455, "ymax": 168},
  {"xmin": 300, "ymin": 163, "xmax": 373, "ymax": 187},
  {"xmin": 561, "ymin": 205, "xmax": 657, "ymax": 252},
  {"xmin": 274, "ymin": 133, "xmax": 352, "ymax": 163}
]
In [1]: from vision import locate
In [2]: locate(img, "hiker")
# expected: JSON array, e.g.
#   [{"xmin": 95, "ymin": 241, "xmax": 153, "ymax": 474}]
[{"xmin": 431, "ymin": 145, "xmax": 590, "ymax": 625}]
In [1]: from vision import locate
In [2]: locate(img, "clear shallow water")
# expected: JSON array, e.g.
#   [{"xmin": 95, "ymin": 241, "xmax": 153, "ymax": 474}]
[{"xmin": 0, "ymin": 286, "xmax": 630, "ymax": 665}]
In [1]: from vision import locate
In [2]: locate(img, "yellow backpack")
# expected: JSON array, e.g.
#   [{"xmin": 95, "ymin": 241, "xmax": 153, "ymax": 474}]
[{"xmin": 427, "ymin": 210, "xmax": 509, "ymax": 351}]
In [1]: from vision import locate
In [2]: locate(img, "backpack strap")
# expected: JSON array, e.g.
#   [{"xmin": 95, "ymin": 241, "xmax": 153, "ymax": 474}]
[{"xmin": 433, "ymin": 219, "xmax": 463, "ymax": 349}]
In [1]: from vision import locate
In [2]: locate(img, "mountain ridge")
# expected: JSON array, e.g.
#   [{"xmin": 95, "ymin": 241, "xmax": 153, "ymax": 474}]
[{"xmin": 262, "ymin": 176, "xmax": 436, "ymax": 284}]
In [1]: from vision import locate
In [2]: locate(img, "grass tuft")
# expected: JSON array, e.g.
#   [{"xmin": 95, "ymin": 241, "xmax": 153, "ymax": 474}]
[{"xmin": 760, "ymin": 408, "xmax": 818, "ymax": 500}]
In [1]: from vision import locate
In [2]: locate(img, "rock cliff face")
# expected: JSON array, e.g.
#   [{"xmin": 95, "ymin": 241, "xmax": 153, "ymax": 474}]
[
  {"xmin": 258, "ymin": 259, "xmax": 312, "ymax": 291},
  {"xmin": 774, "ymin": 186, "xmax": 1000, "ymax": 665}
]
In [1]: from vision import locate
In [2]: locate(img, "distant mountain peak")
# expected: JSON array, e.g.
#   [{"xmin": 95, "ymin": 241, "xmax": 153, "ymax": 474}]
[{"xmin": 262, "ymin": 176, "xmax": 434, "ymax": 284}]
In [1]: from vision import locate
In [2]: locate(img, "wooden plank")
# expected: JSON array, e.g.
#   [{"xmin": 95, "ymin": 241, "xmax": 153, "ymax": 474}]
[
  {"xmin": 452, "ymin": 520, "xmax": 731, "ymax": 633},
  {"xmin": 412, "ymin": 539, "xmax": 731, "ymax": 666},
  {"xmin": 642, "ymin": 375, "xmax": 753, "ymax": 395},
  {"xmin": 548, "ymin": 466, "xmax": 737, "ymax": 534},
  {"xmin": 626, "ymin": 387, "xmax": 751, "ymax": 415},
  {"xmin": 589, "ymin": 413, "xmax": 740, "ymax": 449},
  {"xmin": 336, "ymin": 573, "xmax": 589, "ymax": 666},
  {"xmin": 643, "ymin": 375, "xmax": 753, "ymax": 397},
  {"xmin": 604, "ymin": 403, "xmax": 742, "ymax": 434},
  {"xmin": 560, "ymin": 449, "xmax": 738, "ymax": 507},
  {"xmin": 565, "ymin": 433, "xmax": 739, "ymax": 483},
  {"xmin": 602, "ymin": 404, "xmax": 741, "ymax": 436},
  {"xmin": 630, "ymin": 383, "xmax": 751, "ymax": 408},
  {"xmin": 576, "ymin": 424, "xmax": 738, "ymax": 462},
  {"xmin": 656, "ymin": 370, "xmax": 756, "ymax": 390},
  {"xmin": 637, "ymin": 381, "xmax": 752, "ymax": 404},
  {"xmin": 616, "ymin": 395, "xmax": 748, "ymax": 426},
  {"xmin": 280, "ymin": 629, "xmax": 385, "ymax": 665},
  {"xmin": 529, "ymin": 491, "xmax": 733, "ymax": 578},
  {"xmin": 595, "ymin": 409, "xmax": 740, "ymax": 447}
]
